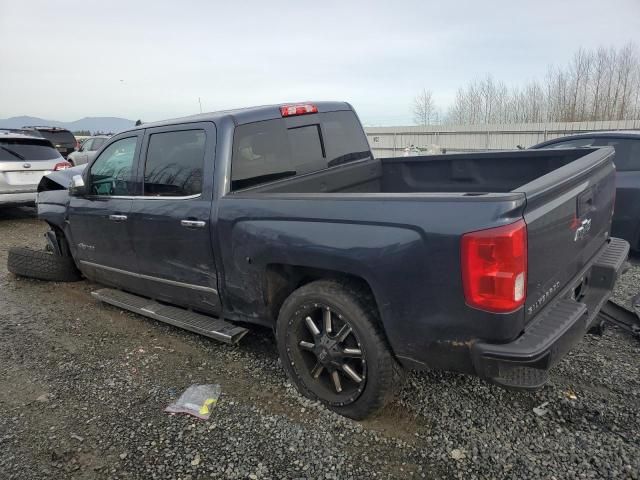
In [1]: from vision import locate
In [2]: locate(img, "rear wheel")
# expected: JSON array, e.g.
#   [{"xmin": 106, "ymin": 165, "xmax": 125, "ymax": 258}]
[
  {"xmin": 276, "ymin": 280, "xmax": 403, "ymax": 419},
  {"xmin": 7, "ymin": 247, "xmax": 81, "ymax": 282}
]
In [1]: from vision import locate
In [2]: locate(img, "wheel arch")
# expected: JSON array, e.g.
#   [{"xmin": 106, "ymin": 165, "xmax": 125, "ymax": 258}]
[
  {"xmin": 263, "ymin": 264, "xmax": 387, "ymax": 334},
  {"xmin": 44, "ymin": 222, "xmax": 73, "ymax": 257}
]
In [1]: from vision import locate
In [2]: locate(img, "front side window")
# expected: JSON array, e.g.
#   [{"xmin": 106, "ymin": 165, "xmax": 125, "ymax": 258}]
[
  {"xmin": 89, "ymin": 136, "xmax": 137, "ymax": 196},
  {"xmin": 143, "ymin": 129, "xmax": 206, "ymax": 197}
]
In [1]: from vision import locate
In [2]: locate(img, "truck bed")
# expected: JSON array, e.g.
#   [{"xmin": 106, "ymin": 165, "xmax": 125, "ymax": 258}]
[
  {"xmin": 222, "ymin": 146, "xmax": 616, "ymax": 370},
  {"xmin": 245, "ymin": 149, "xmax": 591, "ymax": 195}
]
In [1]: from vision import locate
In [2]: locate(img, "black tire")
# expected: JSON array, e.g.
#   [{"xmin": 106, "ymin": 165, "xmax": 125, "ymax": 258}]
[
  {"xmin": 276, "ymin": 279, "xmax": 404, "ymax": 420},
  {"xmin": 7, "ymin": 247, "xmax": 81, "ymax": 282}
]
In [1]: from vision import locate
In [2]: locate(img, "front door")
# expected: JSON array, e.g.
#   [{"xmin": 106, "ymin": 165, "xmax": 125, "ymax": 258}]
[
  {"xmin": 127, "ymin": 122, "xmax": 221, "ymax": 314},
  {"xmin": 67, "ymin": 133, "xmax": 143, "ymax": 293}
]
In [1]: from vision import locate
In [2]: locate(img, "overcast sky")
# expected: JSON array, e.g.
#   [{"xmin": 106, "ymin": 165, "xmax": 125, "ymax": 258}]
[{"xmin": 1, "ymin": 0, "xmax": 639, "ymax": 125}]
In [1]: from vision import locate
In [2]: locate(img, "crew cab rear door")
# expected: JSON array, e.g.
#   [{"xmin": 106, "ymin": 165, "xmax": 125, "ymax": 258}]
[
  {"xmin": 520, "ymin": 147, "xmax": 616, "ymax": 322},
  {"xmin": 127, "ymin": 122, "xmax": 221, "ymax": 315}
]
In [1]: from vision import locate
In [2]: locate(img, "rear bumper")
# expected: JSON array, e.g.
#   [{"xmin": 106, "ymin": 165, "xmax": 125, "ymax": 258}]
[
  {"xmin": 0, "ymin": 191, "xmax": 37, "ymax": 205},
  {"xmin": 471, "ymin": 237, "xmax": 630, "ymax": 389}
]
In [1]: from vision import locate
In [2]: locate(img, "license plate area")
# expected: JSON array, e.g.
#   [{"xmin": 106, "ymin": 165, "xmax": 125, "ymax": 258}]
[
  {"xmin": 4, "ymin": 171, "xmax": 47, "ymax": 185},
  {"xmin": 571, "ymin": 274, "xmax": 590, "ymax": 303}
]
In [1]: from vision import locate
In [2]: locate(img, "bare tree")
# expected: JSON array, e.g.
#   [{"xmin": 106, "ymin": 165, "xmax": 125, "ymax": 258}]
[
  {"xmin": 413, "ymin": 89, "xmax": 436, "ymax": 125},
  {"xmin": 438, "ymin": 43, "xmax": 640, "ymax": 125}
]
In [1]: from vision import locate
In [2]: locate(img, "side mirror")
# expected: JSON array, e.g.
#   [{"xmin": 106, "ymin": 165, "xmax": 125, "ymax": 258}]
[{"xmin": 69, "ymin": 174, "xmax": 87, "ymax": 196}]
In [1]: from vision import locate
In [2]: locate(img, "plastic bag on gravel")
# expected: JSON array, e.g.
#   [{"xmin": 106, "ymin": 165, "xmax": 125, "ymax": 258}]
[{"xmin": 165, "ymin": 384, "xmax": 221, "ymax": 420}]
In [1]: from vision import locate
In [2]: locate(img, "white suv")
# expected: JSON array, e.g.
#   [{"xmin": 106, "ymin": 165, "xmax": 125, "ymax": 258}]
[{"xmin": 0, "ymin": 131, "xmax": 69, "ymax": 206}]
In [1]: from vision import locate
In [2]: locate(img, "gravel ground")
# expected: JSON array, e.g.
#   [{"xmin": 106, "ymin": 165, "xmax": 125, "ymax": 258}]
[{"xmin": 0, "ymin": 206, "xmax": 639, "ymax": 480}]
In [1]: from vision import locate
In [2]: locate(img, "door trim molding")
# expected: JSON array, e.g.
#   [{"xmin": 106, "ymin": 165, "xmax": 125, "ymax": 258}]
[
  {"xmin": 82, "ymin": 193, "xmax": 201, "ymax": 201},
  {"xmin": 79, "ymin": 260, "xmax": 218, "ymax": 294}
]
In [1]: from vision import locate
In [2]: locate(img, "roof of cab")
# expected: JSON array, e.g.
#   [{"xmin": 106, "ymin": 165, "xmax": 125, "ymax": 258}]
[
  {"xmin": 553, "ymin": 130, "xmax": 640, "ymax": 138},
  {"xmin": 534, "ymin": 130, "xmax": 640, "ymax": 148},
  {"xmin": 124, "ymin": 101, "xmax": 353, "ymax": 133}
]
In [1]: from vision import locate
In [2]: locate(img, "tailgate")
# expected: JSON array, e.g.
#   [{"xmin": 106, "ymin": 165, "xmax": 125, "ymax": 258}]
[
  {"xmin": 520, "ymin": 147, "xmax": 616, "ymax": 322},
  {"xmin": 0, "ymin": 160, "xmax": 56, "ymax": 192}
]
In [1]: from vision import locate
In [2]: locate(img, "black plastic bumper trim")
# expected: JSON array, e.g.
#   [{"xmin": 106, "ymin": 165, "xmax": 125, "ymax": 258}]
[{"xmin": 472, "ymin": 237, "xmax": 630, "ymax": 388}]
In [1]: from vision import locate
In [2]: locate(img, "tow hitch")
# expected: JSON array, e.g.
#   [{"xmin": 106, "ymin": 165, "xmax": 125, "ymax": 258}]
[{"xmin": 592, "ymin": 293, "xmax": 640, "ymax": 341}]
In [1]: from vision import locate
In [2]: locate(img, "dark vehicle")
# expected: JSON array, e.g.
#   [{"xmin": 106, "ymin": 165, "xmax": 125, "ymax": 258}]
[
  {"xmin": 67, "ymin": 135, "xmax": 110, "ymax": 166},
  {"xmin": 0, "ymin": 131, "xmax": 69, "ymax": 205},
  {"xmin": 21, "ymin": 126, "xmax": 77, "ymax": 159},
  {"xmin": 532, "ymin": 131, "xmax": 640, "ymax": 251},
  {"xmin": 27, "ymin": 102, "xmax": 628, "ymax": 419}
]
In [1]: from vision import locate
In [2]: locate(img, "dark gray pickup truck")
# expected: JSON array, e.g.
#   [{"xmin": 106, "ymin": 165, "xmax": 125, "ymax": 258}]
[{"xmin": 16, "ymin": 101, "xmax": 629, "ymax": 419}]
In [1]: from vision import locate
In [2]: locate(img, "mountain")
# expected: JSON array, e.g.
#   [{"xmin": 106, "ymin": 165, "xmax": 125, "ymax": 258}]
[{"xmin": 0, "ymin": 116, "xmax": 136, "ymax": 134}]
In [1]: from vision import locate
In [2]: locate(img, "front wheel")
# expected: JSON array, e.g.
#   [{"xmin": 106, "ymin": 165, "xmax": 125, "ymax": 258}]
[
  {"xmin": 7, "ymin": 247, "xmax": 81, "ymax": 282},
  {"xmin": 276, "ymin": 280, "xmax": 404, "ymax": 419}
]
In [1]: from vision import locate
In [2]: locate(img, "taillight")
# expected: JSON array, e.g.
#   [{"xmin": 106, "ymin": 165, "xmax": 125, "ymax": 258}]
[
  {"xmin": 53, "ymin": 161, "xmax": 72, "ymax": 171},
  {"xmin": 461, "ymin": 220, "xmax": 527, "ymax": 313},
  {"xmin": 280, "ymin": 104, "xmax": 318, "ymax": 117}
]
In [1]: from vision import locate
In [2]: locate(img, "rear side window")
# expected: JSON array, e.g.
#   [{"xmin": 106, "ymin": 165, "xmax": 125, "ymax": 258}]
[
  {"xmin": 0, "ymin": 139, "xmax": 61, "ymax": 161},
  {"xmin": 231, "ymin": 110, "xmax": 371, "ymax": 191},
  {"xmin": 143, "ymin": 130, "xmax": 206, "ymax": 197},
  {"xmin": 594, "ymin": 138, "xmax": 640, "ymax": 172}
]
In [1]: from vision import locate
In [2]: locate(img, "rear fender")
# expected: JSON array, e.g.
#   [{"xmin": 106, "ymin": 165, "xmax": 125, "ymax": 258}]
[{"xmin": 221, "ymin": 219, "xmax": 426, "ymax": 356}]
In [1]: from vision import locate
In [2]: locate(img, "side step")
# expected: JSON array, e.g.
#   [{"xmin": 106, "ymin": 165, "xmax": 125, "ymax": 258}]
[{"xmin": 91, "ymin": 288, "xmax": 249, "ymax": 344}]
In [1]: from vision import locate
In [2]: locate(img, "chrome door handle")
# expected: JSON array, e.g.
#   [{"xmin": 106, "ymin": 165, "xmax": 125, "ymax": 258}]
[
  {"xmin": 181, "ymin": 219, "xmax": 206, "ymax": 228},
  {"xmin": 108, "ymin": 214, "xmax": 128, "ymax": 222}
]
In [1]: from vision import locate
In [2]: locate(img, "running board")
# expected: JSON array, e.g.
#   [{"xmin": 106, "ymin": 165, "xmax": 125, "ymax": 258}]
[{"xmin": 91, "ymin": 288, "xmax": 248, "ymax": 344}]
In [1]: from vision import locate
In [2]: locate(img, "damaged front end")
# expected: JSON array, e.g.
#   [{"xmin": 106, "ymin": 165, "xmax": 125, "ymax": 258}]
[{"xmin": 36, "ymin": 165, "xmax": 85, "ymax": 229}]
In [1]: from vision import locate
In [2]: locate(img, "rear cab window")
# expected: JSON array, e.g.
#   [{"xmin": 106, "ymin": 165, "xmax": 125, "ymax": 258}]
[{"xmin": 231, "ymin": 110, "xmax": 371, "ymax": 191}]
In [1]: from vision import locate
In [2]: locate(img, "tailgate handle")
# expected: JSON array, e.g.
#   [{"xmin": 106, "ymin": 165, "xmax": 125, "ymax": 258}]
[
  {"xmin": 577, "ymin": 186, "xmax": 595, "ymax": 217},
  {"xmin": 181, "ymin": 219, "xmax": 206, "ymax": 228}
]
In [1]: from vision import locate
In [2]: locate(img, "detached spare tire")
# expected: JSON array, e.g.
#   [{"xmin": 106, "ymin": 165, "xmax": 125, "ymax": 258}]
[{"xmin": 7, "ymin": 247, "xmax": 81, "ymax": 282}]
